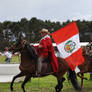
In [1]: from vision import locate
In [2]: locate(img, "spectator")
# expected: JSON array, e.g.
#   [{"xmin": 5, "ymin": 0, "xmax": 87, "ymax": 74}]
[
  {"xmin": 4, "ymin": 47, "xmax": 12, "ymax": 63},
  {"xmin": 0, "ymin": 50, "xmax": 2, "ymax": 56}
]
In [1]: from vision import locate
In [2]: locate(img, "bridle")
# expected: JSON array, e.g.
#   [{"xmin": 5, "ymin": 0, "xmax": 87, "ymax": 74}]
[{"xmin": 10, "ymin": 40, "xmax": 27, "ymax": 52}]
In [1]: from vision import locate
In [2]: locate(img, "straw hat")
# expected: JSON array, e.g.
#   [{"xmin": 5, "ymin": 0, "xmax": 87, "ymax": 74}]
[{"xmin": 40, "ymin": 28, "xmax": 50, "ymax": 34}]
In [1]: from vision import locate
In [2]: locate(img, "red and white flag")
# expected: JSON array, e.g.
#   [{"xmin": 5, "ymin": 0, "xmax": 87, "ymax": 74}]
[{"xmin": 51, "ymin": 21, "xmax": 84, "ymax": 71}]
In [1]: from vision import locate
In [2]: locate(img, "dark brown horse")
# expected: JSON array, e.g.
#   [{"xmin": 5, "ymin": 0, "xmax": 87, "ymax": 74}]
[
  {"xmin": 9, "ymin": 37, "xmax": 81, "ymax": 92},
  {"xmin": 77, "ymin": 46, "xmax": 92, "ymax": 88}
]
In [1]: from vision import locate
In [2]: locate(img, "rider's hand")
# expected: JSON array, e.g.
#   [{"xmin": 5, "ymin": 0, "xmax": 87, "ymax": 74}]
[{"xmin": 38, "ymin": 45, "xmax": 43, "ymax": 48}]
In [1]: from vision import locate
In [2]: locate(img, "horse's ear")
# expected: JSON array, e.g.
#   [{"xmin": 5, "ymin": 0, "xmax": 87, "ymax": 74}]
[{"xmin": 18, "ymin": 32, "xmax": 23, "ymax": 40}]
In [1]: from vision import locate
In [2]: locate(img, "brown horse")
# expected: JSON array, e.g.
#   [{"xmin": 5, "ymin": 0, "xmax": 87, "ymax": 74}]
[
  {"xmin": 9, "ymin": 37, "xmax": 81, "ymax": 92},
  {"xmin": 77, "ymin": 46, "xmax": 92, "ymax": 88}
]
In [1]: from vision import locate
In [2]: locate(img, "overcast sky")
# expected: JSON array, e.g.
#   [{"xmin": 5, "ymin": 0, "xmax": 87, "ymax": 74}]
[{"xmin": 0, "ymin": 0, "xmax": 92, "ymax": 23}]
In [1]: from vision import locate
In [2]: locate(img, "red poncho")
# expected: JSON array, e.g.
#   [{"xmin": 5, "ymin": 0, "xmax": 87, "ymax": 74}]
[{"xmin": 35, "ymin": 35, "xmax": 59, "ymax": 73}]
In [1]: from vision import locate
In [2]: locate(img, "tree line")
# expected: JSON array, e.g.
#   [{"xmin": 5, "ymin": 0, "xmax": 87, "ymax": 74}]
[{"xmin": 0, "ymin": 17, "xmax": 92, "ymax": 50}]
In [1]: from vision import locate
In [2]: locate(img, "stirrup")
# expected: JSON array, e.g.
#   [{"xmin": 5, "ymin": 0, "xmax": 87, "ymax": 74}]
[
  {"xmin": 35, "ymin": 71, "xmax": 40, "ymax": 77},
  {"xmin": 35, "ymin": 71, "xmax": 38, "ymax": 76}
]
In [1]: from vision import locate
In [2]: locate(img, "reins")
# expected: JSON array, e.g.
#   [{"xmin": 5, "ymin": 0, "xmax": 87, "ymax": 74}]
[{"xmin": 11, "ymin": 40, "xmax": 27, "ymax": 52}]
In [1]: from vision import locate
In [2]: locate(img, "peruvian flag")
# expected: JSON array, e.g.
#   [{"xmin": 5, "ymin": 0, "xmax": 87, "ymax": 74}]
[{"xmin": 51, "ymin": 21, "xmax": 84, "ymax": 71}]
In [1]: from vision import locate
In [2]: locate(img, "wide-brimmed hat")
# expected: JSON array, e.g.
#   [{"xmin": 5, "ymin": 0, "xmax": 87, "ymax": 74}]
[{"xmin": 40, "ymin": 28, "xmax": 50, "ymax": 34}]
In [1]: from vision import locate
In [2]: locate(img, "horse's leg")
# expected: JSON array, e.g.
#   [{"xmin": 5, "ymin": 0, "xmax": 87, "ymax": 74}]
[
  {"xmin": 21, "ymin": 74, "xmax": 32, "ymax": 92},
  {"xmin": 10, "ymin": 72, "xmax": 24, "ymax": 91},
  {"xmin": 77, "ymin": 72, "xmax": 87, "ymax": 80},
  {"xmin": 68, "ymin": 69, "xmax": 81, "ymax": 91},
  {"xmin": 81, "ymin": 73, "xmax": 84, "ymax": 88},
  {"xmin": 55, "ymin": 77, "xmax": 65, "ymax": 92}
]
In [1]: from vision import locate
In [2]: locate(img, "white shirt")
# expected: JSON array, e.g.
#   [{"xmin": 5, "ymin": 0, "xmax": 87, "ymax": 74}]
[
  {"xmin": 40, "ymin": 35, "xmax": 50, "ymax": 41},
  {"xmin": 4, "ymin": 51, "xmax": 12, "ymax": 58}
]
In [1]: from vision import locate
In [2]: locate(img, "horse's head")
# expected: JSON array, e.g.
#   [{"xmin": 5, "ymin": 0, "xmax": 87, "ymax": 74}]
[
  {"xmin": 9, "ymin": 32, "xmax": 27, "ymax": 53},
  {"xmin": 9, "ymin": 39, "xmax": 27, "ymax": 54}
]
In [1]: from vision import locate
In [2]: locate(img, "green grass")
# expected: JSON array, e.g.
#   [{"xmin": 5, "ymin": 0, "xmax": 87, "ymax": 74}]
[
  {"xmin": 0, "ymin": 74, "xmax": 92, "ymax": 92},
  {"xmin": 0, "ymin": 55, "xmax": 20, "ymax": 64},
  {"xmin": 0, "ymin": 56, "xmax": 92, "ymax": 92}
]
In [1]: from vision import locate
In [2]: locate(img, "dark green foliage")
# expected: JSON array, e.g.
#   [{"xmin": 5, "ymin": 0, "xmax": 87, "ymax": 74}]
[{"xmin": 0, "ymin": 17, "xmax": 92, "ymax": 50}]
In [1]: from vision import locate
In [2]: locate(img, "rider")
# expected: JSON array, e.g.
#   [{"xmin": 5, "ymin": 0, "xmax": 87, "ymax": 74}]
[
  {"xmin": 4, "ymin": 47, "xmax": 12, "ymax": 63},
  {"xmin": 36, "ymin": 28, "xmax": 59, "ymax": 75}
]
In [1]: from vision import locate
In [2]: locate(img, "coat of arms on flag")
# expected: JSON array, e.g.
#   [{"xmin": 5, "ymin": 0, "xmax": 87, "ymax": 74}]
[
  {"xmin": 51, "ymin": 21, "xmax": 84, "ymax": 71},
  {"xmin": 64, "ymin": 40, "xmax": 76, "ymax": 53}
]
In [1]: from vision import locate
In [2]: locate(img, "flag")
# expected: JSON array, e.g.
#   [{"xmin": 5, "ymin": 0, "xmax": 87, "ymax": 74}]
[{"xmin": 51, "ymin": 21, "xmax": 84, "ymax": 71}]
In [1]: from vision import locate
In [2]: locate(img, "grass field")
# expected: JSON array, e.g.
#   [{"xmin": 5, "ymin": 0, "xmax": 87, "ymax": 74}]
[
  {"xmin": 0, "ymin": 56, "xmax": 92, "ymax": 92},
  {"xmin": 0, "ymin": 74, "xmax": 92, "ymax": 92},
  {"xmin": 0, "ymin": 55, "xmax": 20, "ymax": 64}
]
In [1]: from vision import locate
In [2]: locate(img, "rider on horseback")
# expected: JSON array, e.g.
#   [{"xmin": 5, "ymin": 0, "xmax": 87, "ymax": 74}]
[
  {"xmin": 26, "ymin": 28, "xmax": 59, "ymax": 76},
  {"xmin": 35, "ymin": 28, "xmax": 59, "ymax": 76}
]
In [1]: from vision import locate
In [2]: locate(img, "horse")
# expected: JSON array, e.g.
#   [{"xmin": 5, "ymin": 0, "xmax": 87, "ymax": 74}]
[
  {"xmin": 9, "ymin": 37, "xmax": 81, "ymax": 92},
  {"xmin": 77, "ymin": 46, "xmax": 92, "ymax": 88}
]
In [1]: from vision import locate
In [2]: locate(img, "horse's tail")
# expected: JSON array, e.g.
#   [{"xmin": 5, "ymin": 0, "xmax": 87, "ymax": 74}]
[{"xmin": 68, "ymin": 69, "xmax": 81, "ymax": 91}]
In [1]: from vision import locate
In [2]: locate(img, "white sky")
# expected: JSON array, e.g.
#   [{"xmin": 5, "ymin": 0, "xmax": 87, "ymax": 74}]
[{"xmin": 0, "ymin": 0, "xmax": 92, "ymax": 22}]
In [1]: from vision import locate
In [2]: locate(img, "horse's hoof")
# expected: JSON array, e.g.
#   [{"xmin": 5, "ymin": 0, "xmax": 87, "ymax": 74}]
[
  {"xmin": 55, "ymin": 86, "xmax": 61, "ymax": 92},
  {"xmin": 23, "ymin": 90, "xmax": 26, "ymax": 92}
]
